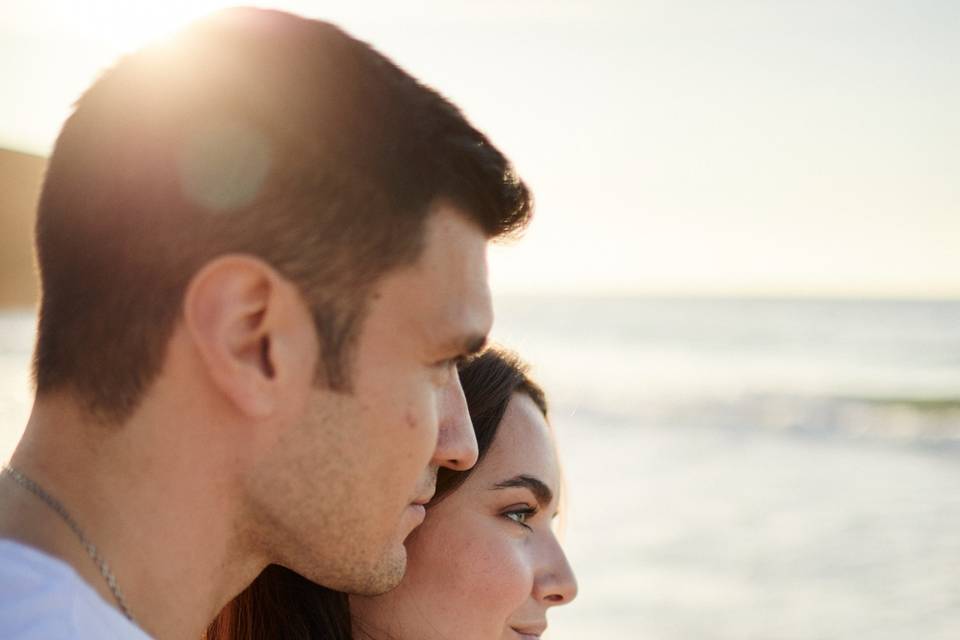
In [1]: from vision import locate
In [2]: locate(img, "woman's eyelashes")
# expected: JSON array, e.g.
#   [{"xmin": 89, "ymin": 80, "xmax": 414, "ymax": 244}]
[{"xmin": 502, "ymin": 504, "xmax": 539, "ymax": 531}]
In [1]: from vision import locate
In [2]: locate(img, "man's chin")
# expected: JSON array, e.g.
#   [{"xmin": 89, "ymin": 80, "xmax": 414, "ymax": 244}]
[
  {"xmin": 286, "ymin": 529, "xmax": 410, "ymax": 595},
  {"xmin": 348, "ymin": 543, "xmax": 407, "ymax": 596}
]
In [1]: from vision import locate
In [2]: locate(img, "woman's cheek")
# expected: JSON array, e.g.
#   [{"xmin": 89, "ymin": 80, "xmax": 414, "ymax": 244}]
[
  {"xmin": 421, "ymin": 522, "xmax": 535, "ymax": 635},
  {"xmin": 458, "ymin": 527, "xmax": 533, "ymax": 638}
]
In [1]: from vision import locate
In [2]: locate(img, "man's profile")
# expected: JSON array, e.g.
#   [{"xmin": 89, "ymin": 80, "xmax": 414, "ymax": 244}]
[{"xmin": 0, "ymin": 8, "xmax": 532, "ymax": 639}]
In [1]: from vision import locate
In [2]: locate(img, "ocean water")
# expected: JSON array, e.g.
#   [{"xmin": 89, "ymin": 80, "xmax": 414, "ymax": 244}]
[
  {"xmin": 3, "ymin": 298, "xmax": 960, "ymax": 639},
  {"xmin": 491, "ymin": 297, "xmax": 960, "ymax": 640}
]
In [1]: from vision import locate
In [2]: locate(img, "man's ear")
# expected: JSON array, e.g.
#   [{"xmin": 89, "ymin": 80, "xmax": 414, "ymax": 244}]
[{"xmin": 183, "ymin": 255, "xmax": 317, "ymax": 419}]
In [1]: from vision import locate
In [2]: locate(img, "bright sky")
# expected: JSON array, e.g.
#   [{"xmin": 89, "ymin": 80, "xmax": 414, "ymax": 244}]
[{"xmin": 1, "ymin": 0, "xmax": 958, "ymax": 297}]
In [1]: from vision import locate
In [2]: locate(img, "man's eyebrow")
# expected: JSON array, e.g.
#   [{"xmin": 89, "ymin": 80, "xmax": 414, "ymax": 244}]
[
  {"xmin": 462, "ymin": 334, "xmax": 488, "ymax": 356},
  {"xmin": 443, "ymin": 333, "xmax": 487, "ymax": 358},
  {"xmin": 491, "ymin": 474, "xmax": 554, "ymax": 508}
]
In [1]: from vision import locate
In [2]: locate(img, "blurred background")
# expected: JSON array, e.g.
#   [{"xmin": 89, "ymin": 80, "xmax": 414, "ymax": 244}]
[{"xmin": 1, "ymin": 1, "xmax": 958, "ymax": 638}]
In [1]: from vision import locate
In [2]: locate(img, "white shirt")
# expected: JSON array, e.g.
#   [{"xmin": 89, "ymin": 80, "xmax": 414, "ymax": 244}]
[{"xmin": 0, "ymin": 539, "xmax": 152, "ymax": 639}]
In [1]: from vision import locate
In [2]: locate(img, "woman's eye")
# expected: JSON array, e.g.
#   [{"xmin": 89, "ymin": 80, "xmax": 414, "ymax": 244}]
[{"xmin": 504, "ymin": 506, "xmax": 537, "ymax": 529}]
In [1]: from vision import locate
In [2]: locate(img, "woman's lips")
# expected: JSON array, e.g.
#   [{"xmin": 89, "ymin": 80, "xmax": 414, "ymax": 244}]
[{"xmin": 511, "ymin": 625, "xmax": 546, "ymax": 639}]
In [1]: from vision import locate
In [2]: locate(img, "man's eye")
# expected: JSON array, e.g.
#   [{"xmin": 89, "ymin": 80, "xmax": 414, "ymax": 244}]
[{"xmin": 436, "ymin": 355, "xmax": 465, "ymax": 370}]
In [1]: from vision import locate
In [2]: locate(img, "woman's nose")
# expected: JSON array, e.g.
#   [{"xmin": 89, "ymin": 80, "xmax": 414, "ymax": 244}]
[{"xmin": 533, "ymin": 537, "xmax": 578, "ymax": 606}]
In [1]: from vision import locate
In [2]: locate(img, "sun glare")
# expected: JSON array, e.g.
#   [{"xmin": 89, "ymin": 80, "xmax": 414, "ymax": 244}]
[{"xmin": 56, "ymin": 0, "xmax": 241, "ymax": 55}]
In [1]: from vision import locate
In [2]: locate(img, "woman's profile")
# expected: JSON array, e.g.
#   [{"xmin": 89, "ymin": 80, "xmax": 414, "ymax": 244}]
[{"xmin": 208, "ymin": 346, "xmax": 578, "ymax": 639}]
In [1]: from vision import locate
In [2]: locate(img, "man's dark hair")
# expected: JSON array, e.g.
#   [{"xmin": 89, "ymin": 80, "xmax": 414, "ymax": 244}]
[{"xmin": 32, "ymin": 8, "xmax": 532, "ymax": 422}]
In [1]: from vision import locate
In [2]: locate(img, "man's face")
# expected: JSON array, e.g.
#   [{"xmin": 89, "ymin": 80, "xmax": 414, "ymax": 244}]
[{"xmin": 249, "ymin": 204, "xmax": 492, "ymax": 594}]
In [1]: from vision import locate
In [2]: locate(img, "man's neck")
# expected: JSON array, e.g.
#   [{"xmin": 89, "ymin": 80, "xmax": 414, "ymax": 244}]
[{"xmin": 0, "ymin": 395, "xmax": 265, "ymax": 639}]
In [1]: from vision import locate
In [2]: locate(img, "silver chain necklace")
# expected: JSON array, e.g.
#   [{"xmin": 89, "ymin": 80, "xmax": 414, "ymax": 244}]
[{"xmin": 1, "ymin": 464, "xmax": 138, "ymax": 623}]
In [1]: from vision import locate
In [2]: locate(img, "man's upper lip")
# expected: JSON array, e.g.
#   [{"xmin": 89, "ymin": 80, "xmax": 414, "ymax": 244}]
[{"xmin": 511, "ymin": 623, "xmax": 547, "ymax": 636}]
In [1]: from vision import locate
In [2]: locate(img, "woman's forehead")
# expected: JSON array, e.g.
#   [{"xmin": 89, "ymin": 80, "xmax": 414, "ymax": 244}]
[{"xmin": 468, "ymin": 393, "xmax": 560, "ymax": 492}]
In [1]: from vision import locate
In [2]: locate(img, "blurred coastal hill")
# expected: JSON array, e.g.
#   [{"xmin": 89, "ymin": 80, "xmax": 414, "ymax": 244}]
[{"xmin": 0, "ymin": 148, "xmax": 44, "ymax": 308}]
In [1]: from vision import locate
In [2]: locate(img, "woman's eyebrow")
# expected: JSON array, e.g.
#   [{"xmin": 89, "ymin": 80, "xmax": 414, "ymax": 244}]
[{"xmin": 490, "ymin": 474, "xmax": 553, "ymax": 507}]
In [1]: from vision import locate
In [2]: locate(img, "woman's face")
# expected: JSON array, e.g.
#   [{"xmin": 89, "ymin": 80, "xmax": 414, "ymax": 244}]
[{"xmin": 350, "ymin": 392, "xmax": 578, "ymax": 640}]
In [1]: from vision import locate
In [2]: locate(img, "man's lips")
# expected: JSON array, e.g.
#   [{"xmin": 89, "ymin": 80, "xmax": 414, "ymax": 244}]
[{"xmin": 411, "ymin": 488, "xmax": 435, "ymax": 506}]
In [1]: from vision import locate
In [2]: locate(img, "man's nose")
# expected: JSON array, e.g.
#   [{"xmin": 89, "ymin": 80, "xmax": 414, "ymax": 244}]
[{"xmin": 432, "ymin": 372, "xmax": 478, "ymax": 471}]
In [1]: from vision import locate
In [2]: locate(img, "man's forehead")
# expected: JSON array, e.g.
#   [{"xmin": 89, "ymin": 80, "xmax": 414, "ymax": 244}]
[
  {"xmin": 418, "ymin": 206, "xmax": 493, "ymax": 324},
  {"xmin": 426, "ymin": 290, "xmax": 492, "ymax": 352},
  {"xmin": 418, "ymin": 208, "xmax": 488, "ymax": 277},
  {"xmin": 366, "ymin": 204, "xmax": 493, "ymax": 351}
]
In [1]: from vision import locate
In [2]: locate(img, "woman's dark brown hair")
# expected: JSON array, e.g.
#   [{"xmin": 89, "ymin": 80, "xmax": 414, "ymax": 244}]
[{"xmin": 206, "ymin": 346, "xmax": 547, "ymax": 640}]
